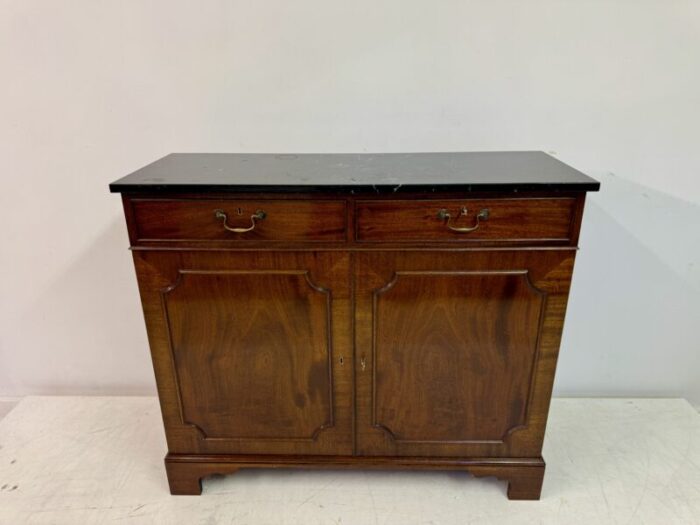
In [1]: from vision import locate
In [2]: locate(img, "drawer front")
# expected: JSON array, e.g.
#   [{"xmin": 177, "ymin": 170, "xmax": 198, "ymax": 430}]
[
  {"xmin": 131, "ymin": 199, "xmax": 347, "ymax": 242},
  {"xmin": 355, "ymin": 198, "xmax": 576, "ymax": 243}
]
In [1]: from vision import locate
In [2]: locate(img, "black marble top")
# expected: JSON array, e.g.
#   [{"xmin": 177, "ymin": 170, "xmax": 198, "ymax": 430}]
[{"xmin": 109, "ymin": 152, "xmax": 599, "ymax": 194}]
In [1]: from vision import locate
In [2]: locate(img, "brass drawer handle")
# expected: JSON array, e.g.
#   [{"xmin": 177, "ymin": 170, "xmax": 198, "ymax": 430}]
[
  {"xmin": 214, "ymin": 209, "xmax": 266, "ymax": 233},
  {"xmin": 437, "ymin": 207, "xmax": 489, "ymax": 233}
]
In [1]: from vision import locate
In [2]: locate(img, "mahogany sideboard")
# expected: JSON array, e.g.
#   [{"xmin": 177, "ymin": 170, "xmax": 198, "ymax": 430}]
[{"xmin": 110, "ymin": 152, "xmax": 599, "ymax": 500}]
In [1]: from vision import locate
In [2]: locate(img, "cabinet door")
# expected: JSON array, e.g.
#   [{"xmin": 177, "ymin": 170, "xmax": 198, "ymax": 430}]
[
  {"xmin": 133, "ymin": 250, "xmax": 352, "ymax": 455},
  {"xmin": 355, "ymin": 250, "xmax": 575, "ymax": 457}
]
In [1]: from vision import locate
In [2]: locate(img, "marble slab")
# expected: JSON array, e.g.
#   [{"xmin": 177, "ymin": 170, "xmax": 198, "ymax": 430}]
[{"xmin": 109, "ymin": 152, "xmax": 600, "ymax": 194}]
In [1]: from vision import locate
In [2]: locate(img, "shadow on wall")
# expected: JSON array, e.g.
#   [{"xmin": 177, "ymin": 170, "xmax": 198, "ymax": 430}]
[
  {"xmin": 2, "ymin": 173, "xmax": 698, "ymax": 402},
  {"xmin": 556, "ymin": 173, "xmax": 700, "ymax": 405},
  {"xmin": 2, "ymin": 217, "xmax": 156, "ymax": 395}
]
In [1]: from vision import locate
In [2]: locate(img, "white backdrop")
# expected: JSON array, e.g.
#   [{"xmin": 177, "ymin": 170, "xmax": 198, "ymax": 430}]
[{"xmin": 1, "ymin": 1, "xmax": 698, "ymax": 403}]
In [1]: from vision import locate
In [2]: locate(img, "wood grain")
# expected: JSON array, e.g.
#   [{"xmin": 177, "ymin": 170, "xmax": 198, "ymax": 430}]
[
  {"xmin": 163, "ymin": 270, "xmax": 333, "ymax": 441},
  {"xmin": 371, "ymin": 270, "xmax": 544, "ymax": 444},
  {"xmin": 164, "ymin": 453, "xmax": 545, "ymax": 500},
  {"xmin": 119, "ymin": 189, "xmax": 589, "ymax": 500},
  {"xmin": 132, "ymin": 250, "xmax": 354, "ymax": 456},
  {"xmin": 130, "ymin": 198, "xmax": 347, "ymax": 242},
  {"xmin": 354, "ymin": 249, "xmax": 575, "ymax": 459},
  {"xmin": 355, "ymin": 198, "xmax": 576, "ymax": 243}
]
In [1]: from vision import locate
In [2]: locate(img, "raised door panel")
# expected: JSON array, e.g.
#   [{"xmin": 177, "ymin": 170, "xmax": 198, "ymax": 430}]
[
  {"xmin": 164, "ymin": 271, "xmax": 332, "ymax": 440},
  {"xmin": 133, "ymin": 251, "xmax": 352, "ymax": 455},
  {"xmin": 373, "ymin": 271, "xmax": 543, "ymax": 443},
  {"xmin": 355, "ymin": 250, "xmax": 575, "ymax": 457}
]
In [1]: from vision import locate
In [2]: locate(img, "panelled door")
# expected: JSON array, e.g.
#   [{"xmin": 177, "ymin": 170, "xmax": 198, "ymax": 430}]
[
  {"xmin": 354, "ymin": 250, "xmax": 575, "ymax": 458},
  {"xmin": 133, "ymin": 250, "xmax": 353, "ymax": 456}
]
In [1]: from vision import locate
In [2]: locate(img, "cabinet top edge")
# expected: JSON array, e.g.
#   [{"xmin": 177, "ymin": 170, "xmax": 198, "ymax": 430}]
[{"xmin": 109, "ymin": 152, "xmax": 600, "ymax": 194}]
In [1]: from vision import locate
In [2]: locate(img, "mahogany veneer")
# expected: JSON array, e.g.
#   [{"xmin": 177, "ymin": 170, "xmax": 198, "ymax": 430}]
[{"xmin": 111, "ymin": 152, "xmax": 599, "ymax": 500}]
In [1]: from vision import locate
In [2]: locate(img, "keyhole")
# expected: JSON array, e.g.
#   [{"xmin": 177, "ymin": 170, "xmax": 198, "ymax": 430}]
[
  {"xmin": 339, "ymin": 356, "xmax": 344, "ymax": 365},
  {"xmin": 236, "ymin": 207, "xmax": 243, "ymax": 215}
]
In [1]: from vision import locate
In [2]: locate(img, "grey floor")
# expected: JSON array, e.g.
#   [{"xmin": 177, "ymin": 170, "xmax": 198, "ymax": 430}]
[
  {"xmin": 0, "ymin": 398, "xmax": 19, "ymax": 421},
  {"xmin": 1, "ymin": 396, "xmax": 700, "ymax": 524}
]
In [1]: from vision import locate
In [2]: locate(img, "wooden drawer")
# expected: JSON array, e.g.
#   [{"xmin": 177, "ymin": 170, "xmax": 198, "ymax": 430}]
[
  {"xmin": 130, "ymin": 199, "xmax": 347, "ymax": 242},
  {"xmin": 355, "ymin": 198, "xmax": 577, "ymax": 243}
]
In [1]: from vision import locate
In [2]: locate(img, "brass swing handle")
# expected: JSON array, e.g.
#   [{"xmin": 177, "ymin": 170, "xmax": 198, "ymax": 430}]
[
  {"xmin": 214, "ymin": 209, "xmax": 267, "ymax": 233},
  {"xmin": 437, "ymin": 207, "xmax": 490, "ymax": 233}
]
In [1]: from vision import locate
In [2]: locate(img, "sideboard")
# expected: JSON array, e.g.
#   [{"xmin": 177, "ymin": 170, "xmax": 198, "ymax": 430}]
[{"xmin": 110, "ymin": 152, "xmax": 599, "ymax": 499}]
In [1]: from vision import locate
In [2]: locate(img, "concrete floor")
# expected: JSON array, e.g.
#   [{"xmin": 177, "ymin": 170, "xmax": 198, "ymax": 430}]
[
  {"xmin": 0, "ymin": 398, "xmax": 19, "ymax": 421},
  {"xmin": 0, "ymin": 397, "xmax": 699, "ymax": 524}
]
